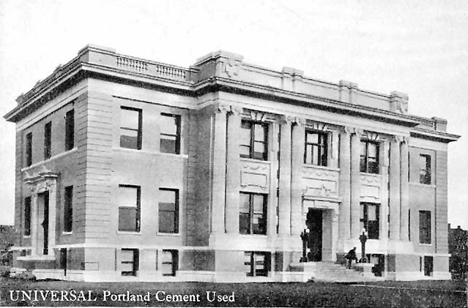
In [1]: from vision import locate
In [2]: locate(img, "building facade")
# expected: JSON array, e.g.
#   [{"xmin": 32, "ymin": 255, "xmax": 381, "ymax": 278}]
[{"xmin": 4, "ymin": 45, "xmax": 459, "ymax": 282}]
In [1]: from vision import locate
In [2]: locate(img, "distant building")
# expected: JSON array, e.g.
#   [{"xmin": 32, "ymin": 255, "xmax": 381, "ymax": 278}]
[{"xmin": 4, "ymin": 45, "xmax": 460, "ymax": 282}]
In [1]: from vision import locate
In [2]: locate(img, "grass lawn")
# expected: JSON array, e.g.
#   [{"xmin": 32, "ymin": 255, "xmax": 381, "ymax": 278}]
[{"xmin": 0, "ymin": 278, "xmax": 466, "ymax": 307}]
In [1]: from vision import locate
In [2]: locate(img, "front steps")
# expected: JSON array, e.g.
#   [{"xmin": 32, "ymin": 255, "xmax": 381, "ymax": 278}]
[{"xmin": 289, "ymin": 261, "xmax": 384, "ymax": 282}]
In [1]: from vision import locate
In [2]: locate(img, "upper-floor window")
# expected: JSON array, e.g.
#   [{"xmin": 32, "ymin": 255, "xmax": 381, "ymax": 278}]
[
  {"xmin": 158, "ymin": 188, "xmax": 179, "ymax": 233},
  {"xmin": 65, "ymin": 109, "xmax": 75, "ymax": 151},
  {"xmin": 239, "ymin": 192, "xmax": 267, "ymax": 235},
  {"xmin": 120, "ymin": 107, "xmax": 142, "ymax": 150},
  {"xmin": 419, "ymin": 210, "xmax": 431, "ymax": 244},
  {"xmin": 304, "ymin": 131, "xmax": 328, "ymax": 166},
  {"xmin": 64, "ymin": 186, "xmax": 73, "ymax": 233},
  {"xmin": 419, "ymin": 154, "xmax": 432, "ymax": 184},
  {"xmin": 24, "ymin": 197, "xmax": 31, "ymax": 236},
  {"xmin": 44, "ymin": 122, "xmax": 52, "ymax": 160},
  {"xmin": 118, "ymin": 185, "xmax": 141, "ymax": 232},
  {"xmin": 360, "ymin": 203, "xmax": 379, "ymax": 239},
  {"xmin": 360, "ymin": 141, "xmax": 379, "ymax": 174},
  {"xmin": 160, "ymin": 114, "xmax": 181, "ymax": 154},
  {"xmin": 240, "ymin": 120, "xmax": 268, "ymax": 160},
  {"xmin": 26, "ymin": 132, "xmax": 33, "ymax": 167}
]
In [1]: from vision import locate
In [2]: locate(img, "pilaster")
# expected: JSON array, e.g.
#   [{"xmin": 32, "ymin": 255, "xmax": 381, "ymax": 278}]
[
  {"xmin": 225, "ymin": 106, "xmax": 242, "ymax": 234},
  {"xmin": 350, "ymin": 128, "xmax": 362, "ymax": 239},
  {"xmin": 30, "ymin": 194, "xmax": 38, "ymax": 255},
  {"xmin": 379, "ymin": 138, "xmax": 390, "ymax": 244},
  {"xmin": 290, "ymin": 117, "xmax": 305, "ymax": 236},
  {"xmin": 400, "ymin": 137, "xmax": 410, "ymax": 241},
  {"xmin": 278, "ymin": 117, "xmax": 292, "ymax": 236},
  {"xmin": 338, "ymin": 127, "xmax": 352, "ymax": 245},
  {"xmin": 389, "ymin": 135, "xmax": 402, "ymax": 240},
  {"xmin": 211, "ymin": 104, "xmax": 229, "ymax": 234}
]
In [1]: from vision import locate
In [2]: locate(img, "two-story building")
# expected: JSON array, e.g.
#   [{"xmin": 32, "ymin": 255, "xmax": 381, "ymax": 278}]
[{"xmin": 4, "ymin": 45, "xmax": 459, "ymax": 282}]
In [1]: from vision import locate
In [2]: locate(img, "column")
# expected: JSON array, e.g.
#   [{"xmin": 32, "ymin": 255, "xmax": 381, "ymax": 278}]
[
  {"xmin": 350, "ymin": 128, "xmax": 362, "ymax": 239},
  {"xmin": 211, "ymin": 104, "xmax": 228, "ymax": 234},
  {"xmin": 31, "ymin": 193, "xmax": 38, "ymax": 255},
  {"xmin": 389, "ymin": 136, "xmax": 401, "ymax": 240},
  {"xmin": 47, "ymin": 183, "xmax": 57, "ymax": 255},
  {"xmin": 278, "ymin": 118, "xmax": 291, "ymax": 236},
  {"xmin": 291, "ymin": 119, "xmax": 305, "ymax": 235},
  {"xmin": 225, "ymin": 106, "xmax": 242, "ymax": 234},
  {"xmin": 339, "ymin": 127, "xmax": 352, "ymax": 242},
  {"xmin": 400, "ymin": 137, "xmax": 410, "ymax": 241},
  {"xmin": 379, "ymin": 139, "xmax": 390, "ymax": 243}
]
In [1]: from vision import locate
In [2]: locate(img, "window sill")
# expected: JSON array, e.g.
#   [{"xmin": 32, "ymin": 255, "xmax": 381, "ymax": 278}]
[
  {"xmin": 116, "ymin": 231, "xmax": 141, "ymax": 235},
  {"xmin": 419, "ymin": 243, "xmax": 432, "ymax": 246},
  {"xmin": 240, "ymin": 158, "xmax": 271, "ymax": 165},
  {"xmin": 21, "ymin": 147, "xmax": 78, "ymax": 172},
  {"xmin": 23, "ymin": 235, "xmax": 31, "ymax": 238},
  {"xmin": 410, "ymin": 182, "xmax": 436, "ymax": 188},
  {"xmin": 62, "ymin": 232, "xmax": 73, "ymax": 235},
  {"xmin": 303, "ymin": 164, "xmax": 340, "ymax": 172},
  {"xmin": 115, "ymin": 147, "xmax": 188, "ymax": 158},
  {"xmin": 157, "ymin": 232, "xmax": 181, "ymax": 237}
]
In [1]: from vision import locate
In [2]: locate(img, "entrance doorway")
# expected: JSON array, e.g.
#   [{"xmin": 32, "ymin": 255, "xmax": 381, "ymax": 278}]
[
  {"xmin": 38, "ymin": 192, "xmax": 49, "ymax": 255},
  {"xmin": 306, "ymin": 209, "xmax": 322, "ymax": 261}
]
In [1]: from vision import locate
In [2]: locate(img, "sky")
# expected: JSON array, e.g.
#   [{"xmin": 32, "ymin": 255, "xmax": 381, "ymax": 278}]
[{"xmin": 0, "ymin": 0, "xmax": 467, "ymax": 229}]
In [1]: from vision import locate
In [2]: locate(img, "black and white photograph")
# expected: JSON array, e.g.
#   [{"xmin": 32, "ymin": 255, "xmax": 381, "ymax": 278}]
[{"xmin": 0, "ymin": 1, "xmax": 467, "ymax": 307}]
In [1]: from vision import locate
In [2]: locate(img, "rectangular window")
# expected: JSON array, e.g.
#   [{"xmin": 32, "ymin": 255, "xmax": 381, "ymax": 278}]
[
  {"xmin": 121, "ymin": 249, "xmax": 139, "ymax": 276},
  {"xmin": 24, "ymin": 197, "xmax": 31, "ymax": 236},
  {"xmin": 158, "ymin": 189, "xmax": 179, "ymax": 233},
  {"xmin": 120, "ymin": 107, "xmax": 142, "ymax": 150},
  {"xmin": 360, "ymin": 141, "xmax": 379, "ymax": 174},
  {"xmin": 423, "ymin": 256, "xmax": 433, "ymax": 276},
  {"xmin": 65, "ymin": 109, "xmax": 75, "ymax": 151},
  {"xmin": 240, "ymin": 193, "xmax": 267, "ymax": 235},
  {"xmin": 162, "ymin": 250, "xmax": 178, "ymax": 276},
  {"xmin": 419, "ymin": 154, "xmax": 432, "ymax": 184},
  {"xmin": 240, "ymin": 120, "xmax": 268, "ymax": 160},
  {"xmin": 64, "ymin": 186, "xmax": 73, "ymax": 233},
  {"xmin": 44, "ymin": 122, "xmax": 52, "ymax": 160},
  {"xmin": 419, "ymin": 211, "xmax": 431, "ymax": 244},
  {"xmin": 244, "ymin": 252, "xmax": 269, "ymax": 277},
  {"xmin": 408, "ymin": 210, "xmax": 411, "ymax": 241},
  {"xmin": 360, "ymin": 203, "xmax": 380, "ymax": 239},
  {"xmin": 304, "ymin": 131, "xmax": 328, "ymax": 166},
  {"xmin": 26, "ymin": 132, "xmax": 32, "ymax": 167},
  {"xmin": 118, "ymin": 185, "xmax": 141, "ymax": 232},
  {"xmin": 160, "ymin": 114, "xmax": 181, "ymax": 154},
  {"xmin": 60, "ymin": 248, "xmax": 67, "ymax": 275}
]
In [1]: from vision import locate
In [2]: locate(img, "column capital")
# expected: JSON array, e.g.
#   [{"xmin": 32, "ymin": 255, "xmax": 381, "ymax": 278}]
[
  {"xmin": 351, "ymin": 127, "xmax": 364, "ymax": 137},
  {"xmin": 283, "ymin": 114, "xmax": 306, "ymax": 126},
  {"xmin": 214, "ymin": 103, "xmax": 230, "ymax": 114},
  {"xmin": 402, "ymin": 136, "xmax": 410, "ymax": 144},
  {"xmin": 230, "ymin": 106, "xmax": 243, "ymax": 116},
  {"xmin": 391, "ymin": 135, "xmax": 405, "ymax": 144},
  {"xmin": 341, "ymin": 126, "xmax": 354, "ymax": 135}
]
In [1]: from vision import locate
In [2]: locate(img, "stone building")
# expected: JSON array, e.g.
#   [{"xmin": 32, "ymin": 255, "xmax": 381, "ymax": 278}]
[{"xmin": 4, "ymin": 45, "xmax": 459, "ymax": 282}]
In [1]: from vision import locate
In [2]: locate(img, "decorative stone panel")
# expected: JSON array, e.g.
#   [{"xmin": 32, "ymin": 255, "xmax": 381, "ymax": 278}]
[
  {"xmin": 240, "ymin": 159, "xmax": 270, "ymax": 193},
  {"xmin": 302, "ymin": 166, "xmax": 339, "ymax": 199},
  {"xmin": 360, "ymin": 173, "xmax": 382, "ymax": 202}
]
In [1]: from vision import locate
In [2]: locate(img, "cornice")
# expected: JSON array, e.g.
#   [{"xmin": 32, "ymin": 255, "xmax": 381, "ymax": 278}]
[
  {"xmin": 410, "ymin": 127, "xmax": 460, "ymax": 143},
  {"xmin": 194, "ymin": 77, "xmax": 420, "ymax": 128},
  {"xmin": 4, "ymin": 53, "xmax": 458, "ymax": 146}
]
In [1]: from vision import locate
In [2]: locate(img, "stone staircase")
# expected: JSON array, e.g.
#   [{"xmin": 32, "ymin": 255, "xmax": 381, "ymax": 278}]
[{"xmin": 289, "ymin": 261, "xmax": 384, "ymax": 283}]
